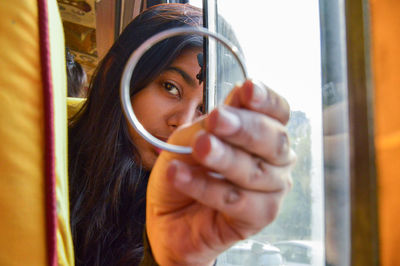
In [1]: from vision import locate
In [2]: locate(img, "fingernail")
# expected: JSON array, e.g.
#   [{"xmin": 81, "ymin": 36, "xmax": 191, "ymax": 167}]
[
  {"xmin": 251, "ymin": 80, "xmax": 267, "ymax": 107},
  {"xmin": 194, "ymin": 132, "xmax": 224, "ymax": 164},
  {"xmin": 206, "ymin": 135, "xmax": 225, "ymax": 164},
  {"xmin": 172, "ymin": 161, "xmax": 192, "ymax": 183},
  {"xmin": 234, "ymin": 81, "xmax": 243, "ymax": 88},
  {"xmin": 167, "ymin": 161, "xmax": 178, "ymax": 179},
  {"xmin": 176, "ymin": 170, "xmax": 192, "ymax": 183},
  {"xmin": 213, "ymin": 108, "xmax": 240, "ymax": 135}
]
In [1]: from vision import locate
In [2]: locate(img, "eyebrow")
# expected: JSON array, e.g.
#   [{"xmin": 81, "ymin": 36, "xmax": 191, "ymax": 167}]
[{"xmin": 164, "ymin": 66, "xmax": 197, "ymax": 87}]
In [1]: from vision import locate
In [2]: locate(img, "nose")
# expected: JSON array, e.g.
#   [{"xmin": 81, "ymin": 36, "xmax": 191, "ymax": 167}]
[{"xmin": 167, "ymin": 101, "xmax": 200, "ymax": 130}]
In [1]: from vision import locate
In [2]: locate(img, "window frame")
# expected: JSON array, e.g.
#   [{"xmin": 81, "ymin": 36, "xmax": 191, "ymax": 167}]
[{"xmin": 320, "ymin": 0, "xmax": 379, "ymax": 264}]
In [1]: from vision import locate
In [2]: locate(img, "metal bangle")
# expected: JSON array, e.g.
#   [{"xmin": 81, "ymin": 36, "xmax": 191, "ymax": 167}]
[{"xmin": 120, "ymin": 26, "xmax": 248, "ymax": 154}]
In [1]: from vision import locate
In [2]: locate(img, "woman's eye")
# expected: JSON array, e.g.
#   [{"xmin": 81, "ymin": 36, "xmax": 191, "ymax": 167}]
[{"xmin": 163, "ymin": 82, "xmax": 180, "ymax": 96}]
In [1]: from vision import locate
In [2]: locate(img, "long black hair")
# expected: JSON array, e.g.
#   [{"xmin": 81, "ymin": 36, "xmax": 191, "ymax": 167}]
[{"xmin": 68, "ymin": 4, "xmax": 202, "ymax": 265}]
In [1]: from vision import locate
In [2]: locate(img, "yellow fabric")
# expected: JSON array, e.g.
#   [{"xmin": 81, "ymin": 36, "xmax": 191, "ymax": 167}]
[
  {"xmin": 370, "ymin": 0, "xmax": 400, "ymax": 265},
  {"xmin": 48, "ymin": 1, "xmax": 75, "ymax": 265},
  {"xmin": 0, "ymin": 1, "xmax": 74, "ymax": 265},
  {"xmin": 0, "ymin": 1, "xmax": 47, "ymax": 265}
]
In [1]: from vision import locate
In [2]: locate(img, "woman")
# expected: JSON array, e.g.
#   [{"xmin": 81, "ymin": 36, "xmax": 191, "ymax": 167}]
[
  {"xmin": 69, "ymin": 3, "xmax": 295, "ymax": 266},
  {"xmin": 66, "ymin": 48, "xmax": 87, "ymax": 97}
]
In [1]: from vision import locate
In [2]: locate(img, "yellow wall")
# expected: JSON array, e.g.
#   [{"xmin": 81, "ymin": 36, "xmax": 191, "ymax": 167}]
[{"xmin": 370, "ymin": 0, "xmax": 400, "ymax": 265}]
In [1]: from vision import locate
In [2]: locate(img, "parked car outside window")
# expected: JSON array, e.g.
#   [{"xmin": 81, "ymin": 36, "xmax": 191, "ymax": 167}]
[
  {"xmin": 273, "ymin": 240, "xmax": 323, "ymax": 266},
  {"xmin": 217, "ymin": 239, "xmax": 284, "ymax": 266}
]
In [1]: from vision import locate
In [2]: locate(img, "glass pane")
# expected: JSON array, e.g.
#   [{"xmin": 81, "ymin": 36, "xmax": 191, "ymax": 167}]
[
  {"xmin": 319, "ymin": 0, "xmax": 351, "ymax": 265},
  {"xmin": 209, "ymin": 1, "xmax": 325, "ymax": 265}
]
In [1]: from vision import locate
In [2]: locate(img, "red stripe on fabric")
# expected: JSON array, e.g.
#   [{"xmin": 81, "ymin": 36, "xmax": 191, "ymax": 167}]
[{"xmin": 37, "ymin": 0, "xmax": 57, "ymax": 265}]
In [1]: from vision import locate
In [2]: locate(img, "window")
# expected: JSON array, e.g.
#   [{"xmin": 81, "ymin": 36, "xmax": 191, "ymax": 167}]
[
  {"xmin": 198, "ymin": 0, "xmax": 325, "ymax": 265},
  {"xmin": 196, "ymin": 0, "xmax": 379, "ymax": 265}
]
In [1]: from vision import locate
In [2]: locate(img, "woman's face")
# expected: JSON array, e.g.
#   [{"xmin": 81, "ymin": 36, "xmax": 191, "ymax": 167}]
[{"xmin": 130, "ymin": 48, "xmax": 203, "ymax": 169}]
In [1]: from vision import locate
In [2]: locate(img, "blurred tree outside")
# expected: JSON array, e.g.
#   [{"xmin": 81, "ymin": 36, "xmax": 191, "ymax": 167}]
[{"xmin": 255, "ymin": 110, "xmax": 312, "ymax": 242}]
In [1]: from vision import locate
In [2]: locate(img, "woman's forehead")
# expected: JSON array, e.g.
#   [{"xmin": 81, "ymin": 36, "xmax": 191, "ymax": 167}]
[{"xmin": 175, "ymin": 48, "xmax": 202, "ymax": 67}]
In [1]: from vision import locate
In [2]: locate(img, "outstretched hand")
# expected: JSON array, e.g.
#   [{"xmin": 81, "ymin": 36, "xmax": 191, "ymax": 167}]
[{"xmin": 146, "ymin": 80, "xmax": 296, "ymax": 266}]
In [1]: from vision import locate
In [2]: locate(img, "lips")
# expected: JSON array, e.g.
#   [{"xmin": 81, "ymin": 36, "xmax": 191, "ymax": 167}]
[
  {"xmin": 155, "ymin": 136, "xmax": 169, "ymax": 142},
  {"xmin": 154, "ymin": 147, "xmax": 162, "ymax": 154}
]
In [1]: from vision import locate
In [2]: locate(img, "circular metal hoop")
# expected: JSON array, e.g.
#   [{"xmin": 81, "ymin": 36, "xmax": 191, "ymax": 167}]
[{"xmin": 120, "ymin": 27, "xmax": 248, "ymax": 154}]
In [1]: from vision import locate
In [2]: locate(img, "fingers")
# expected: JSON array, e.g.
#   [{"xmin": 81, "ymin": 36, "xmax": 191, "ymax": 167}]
[
  {"xmin": 225, "ymin": 80, "xmax": 291, "ymax": 125},
  {"xmin": 324, "ymin": 133, "xmax": 348, "ymax": 168},
  {"xmin": 203, "ymin": 106, "xmax": 295, "ymax": 166},
  {"xmin": 168, "ymin": 160, "xmax": 288, "ymax": 230},
  {"xmin": 323, "ymin": 101, "xmax": 347, "ymax": 135},
  {"xmin": 191, "ymin": 130, "xmax": 294, "ymax": 191}
]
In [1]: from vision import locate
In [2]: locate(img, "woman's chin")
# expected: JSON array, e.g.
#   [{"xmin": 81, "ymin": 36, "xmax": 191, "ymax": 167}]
[{"xmin": 141, "ymin": 150, "xmax": 160, "ymax": 170}]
